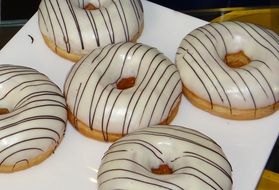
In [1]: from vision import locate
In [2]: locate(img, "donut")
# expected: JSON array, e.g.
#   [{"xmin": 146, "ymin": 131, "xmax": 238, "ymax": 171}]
[
  {"xmin": 64, "ymin": 42, "xmax": 182, "ymax": 142},
  {"xmin": 38, "ymin": 0, "xmax": 144, "ymax": 62},
  {"xmin": 176, "ymin": 21, "xmax": 279, "ymax": 120},
  {"xmin": 0, "ymin": 64, "xmax": 67, "ymax": 172},
  {"xmin": 97, "ymin": 125, "xmax": 233, "ymax": 190}
]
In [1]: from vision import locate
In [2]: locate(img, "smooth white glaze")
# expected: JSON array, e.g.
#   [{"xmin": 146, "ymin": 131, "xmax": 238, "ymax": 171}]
[
  {"xmin": 64, "ymin": 42, "xmax": 182, "ymax": 141},
  {"xmin": 98, "ymin": 125, "xmax": 233, "ymax": 190},
  {"xmin": 176, "ymin": 21, "xmax": 279, "ymax": 110},
  {"xmin": 38, "ymin": 0, "xmax": 144, "ymax": 55},
  {"xmin": 0, "ymin": 65, "xmax": 66, "ymax": 168}
]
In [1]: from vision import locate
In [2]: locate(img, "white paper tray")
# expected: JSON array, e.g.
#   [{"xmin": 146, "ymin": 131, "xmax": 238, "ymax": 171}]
[{"xmin": 0, "ymin": 1, "xmax": 278, "ymax": 190}]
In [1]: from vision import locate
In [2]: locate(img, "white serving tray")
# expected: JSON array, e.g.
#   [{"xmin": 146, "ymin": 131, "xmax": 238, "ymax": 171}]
[{"xmin": 0, "ymin": 1, "xmax": 278, "ymax": 190}]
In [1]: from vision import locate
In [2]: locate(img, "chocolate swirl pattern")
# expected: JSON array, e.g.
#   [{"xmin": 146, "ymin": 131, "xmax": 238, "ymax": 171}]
[
  {"xmin": 176, "ymin": 21, "xmax": 279, "ymax": 119},
  {"xmin": 64, "ymin": 42, "xmax": 182, "ymax": 141},
  {"xmin": 98, "ymin": 125, "xmax": 233, "ymax": 190},
  {"xmin": 0, "ymin": 65, "xmax": 67, "ymax": 172},
  {"xmin": 38, "ymin": 0, "xmax": 144, "ymax": 58}
]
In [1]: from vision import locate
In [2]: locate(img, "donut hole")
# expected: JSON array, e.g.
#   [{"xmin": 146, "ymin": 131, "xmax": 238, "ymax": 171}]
[
  {"xmin": 84, "ymin": 3, "xmax": 97, "ymax": 10},
  {"xmin": 151, "ymin": 164, "xmax": 173, "ymax": 175},
  {"xmin": 225, "ymin": 50, "xmax": 251, "ymax": 68},
  {"xmin": 0, "ymin": 108, "xmax": 9, "ymax": 115},
  {"xmin": 116, "ymin": 77, "xmax": 136, "ymax": 90}
]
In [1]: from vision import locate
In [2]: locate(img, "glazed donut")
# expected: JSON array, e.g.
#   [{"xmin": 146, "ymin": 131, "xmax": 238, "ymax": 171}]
[
  {"xmin": 176, "ymin": 21, "xmax": 279, "ymax": 120},
  {"xmin": 38, "ymin": 0, "xmax": 144, "ymax": 62},
  {"xmin": 0, "ymin": 64, "xmax": 67, "ymax": 172},
  {"xmin": 98, "ymin": 125, "xmax": 233, "ymax": 190},
  {"xmin": 64, "ymin": 42, "xmax": 182, "ymax": 141}
]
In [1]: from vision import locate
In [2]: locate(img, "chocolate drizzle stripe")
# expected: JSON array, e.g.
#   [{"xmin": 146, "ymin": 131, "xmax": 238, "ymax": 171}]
[
  {"xmin": 110, "ymin": 141, "xmax": 164, "ymax": 162},
  {"xmin": 233, "ymin": 21, "xmax": 279, "ymax": 61},
  {"xmin": 102, "ymin": 150, "xmax": 127, "ymax": 160},
  {"xmin": 14, "ymin": 91, "xmax": 64, "ymax": 109},
  {"xmin": 86, "ymin": 11, "xmax": 100, "ymax": 46},
  {"xmin": 101, "ymin": 87, "xmax": 116, "ymax": 141},
  {"xmin": 218, "ymin": 23, "xmax": 233, "ymax": 39},
  {"xmin": 112, "ymin": 0, "xmax": 129, "ymax": 41},
  {"xmin": 185, "ymin": 35, "xmax": 246, "ymax": 102},
  {"xmin": 234, "ymin": 70, "xmax": 257, "ymax": 110},
  {"xmin": 208, "ymin": 24, "xmax": 227, "ymax": 54},
  {"xmin": 128, "ymin": 131, "xmax": 230, "ymax": 167},
  {"xmin": 138, "ymin": 64, "xmax": 174, "ymax": 125},
  {"xmin": 38, "ymin": 8, "xmax": 48, "ymax": 32},
  {"xmin": 99, "ymin": 9, "xmax": 114, "ymax": 43},
  {"xmin": 249, "ymin": 66, "xmax": 277, "ymax": 104},
  {"xmin": 99, "ymin": 158, "xmax": 151, "ymax": 174},
  {"xmin": 12, "ymin": 159, "xmax": 29, "ymax": 170},
  {"xmin": 0, "ymin": 116, "xmax": 66, "ymax": 131},
  {"xmin": 196, "ymin": 28, "xmax": 222, "ymax": 60},
  {"xmin": 105, "ymin": 8, "xmax": 115, "ymax": 43},
  {"xmin": 174, "ymin": 154, "xmax": 232, "ymax": 182},
  {"xmin": 0, "ymin": 128, "xmax": 61, "ymax": 140},
  {"xmin": 239, "ymin": 68, "xmax": 268, "ymax": 98},
  {"xmin": 160, "ymin": 82, "xmax": 181, "ymax": 121},
  {"xmin": 125, "ymin": 58, "xmax": 167, "ymax": 134},
  {"xmin": 0, "ymin": 148, "xmax": 43, "ymax": 166},
  {"xmin": 252, "ymin": 60, "xmax": 271, "ymax": 70},
  {"xmin": 145, "ymin": 70, "xmax": 180, "ymax": 126},
  {"xmin": 0, "ymin": 79, "xmax": 55, "ymax": 100},
  {"xmin": 99, "ymin": 176, "xmax": 174, "ymax": 190},
  {"xmin": 98, "ymin": 169, "xmax": 184, "ymax": 190},
  {"xmin": 185, "ymin": 47, "xmax": 224, "ymax": 102},
  {"xmin": 130, "ymin": 0, "xmax": 140, "ymax": 28},
  {"xmin": 262, "ymin": 28, "xmax": 279, "ymax": 45},
  {"xmin": 175, "ymin": 166, "xmax": 223, "ymax": 189},
  {"xmin": 0, "ymin": 137, "xmax": 57, "ymax": 154},
  {"xmin": 0, "ymin": 72, "xmax": 42, "ymax": 84},
  {"xmin": 65, "ymin": 0, "xmax": 84, "ymax": 49},
  {"xmin": 246, "ymin": 23, "xmax": 279, "ymax": 54},
  {"xmin": 49, "ymin": 0, "xmax": 69, "ymax": 52},
  {"xmin": 55, "ymin": 0, "xmax": 71, "ymax": 52},
  {"xmin": 183, "ymin": 56, "xmax": 213, "ymax": 108},
  {"xmin": 43, "ymin": 0, "xmax": 57, "ymax": 52},
  {"xmin": 111, "ymin": 139, "xmax": 163, "ymax": 154},
  {"xmin": 174, "ymin": 173, "xmax": 217, "ymax": 190}
]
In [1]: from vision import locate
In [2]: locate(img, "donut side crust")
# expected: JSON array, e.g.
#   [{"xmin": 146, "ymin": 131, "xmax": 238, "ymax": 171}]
[
  {"xmin": 67, "ymin": 98, "xmax": 181, "ymax": 142},
  {"xmin": 0, "ymin": 144, "xmax": 57, "ymax": 173},
  {"xmin": 183, "ymin": 85, "xmax": 279, "ymax": 120},
  {"xmin": 41, "ymin": 24, "xmax": 144, "ymax": 63}
]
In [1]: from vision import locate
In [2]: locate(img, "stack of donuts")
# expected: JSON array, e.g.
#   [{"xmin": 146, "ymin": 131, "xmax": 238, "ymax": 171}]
[{"xmin": 1, "ymin": 0, "xmax": 279, "ymax": 189}]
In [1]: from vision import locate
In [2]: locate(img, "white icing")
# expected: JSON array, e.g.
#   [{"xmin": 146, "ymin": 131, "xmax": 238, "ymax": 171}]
[
  {"xmin": 98, "ymin": 125, "xmax": 233, "ymax": 190},
  {"xmin": 176, "ymin": 21, "xmax": 279, "ymax": 110},
  {"xmin": 0, "ymin": 65, "xmax": 66, "ymax": 168},
  {"xmin": 38, "ymin": 0, "xmax": 144, "ymax": 55},
  {"xmin": 64, "ymin": 42, "xmax": 182, "ymax": 141}
]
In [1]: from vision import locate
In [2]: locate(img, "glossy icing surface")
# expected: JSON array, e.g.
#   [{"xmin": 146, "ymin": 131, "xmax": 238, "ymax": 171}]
[
  {"xmin": 98, "ymin": 125, "xmax": 233, "ymax": 190},
  {"xmin": 64, "ymin": 42, "xmax": 182, "ymax": 140},
  {"xmin": 38, "ymin": 0, "xmax": 144, "ymax": 55},
  {"xmin": 176, "ymin": 21, "xmax": 279, "ymax": 109},
  {"xmin": 0, "ymin": 65, "xmax": 67, "ymax": 168}
]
